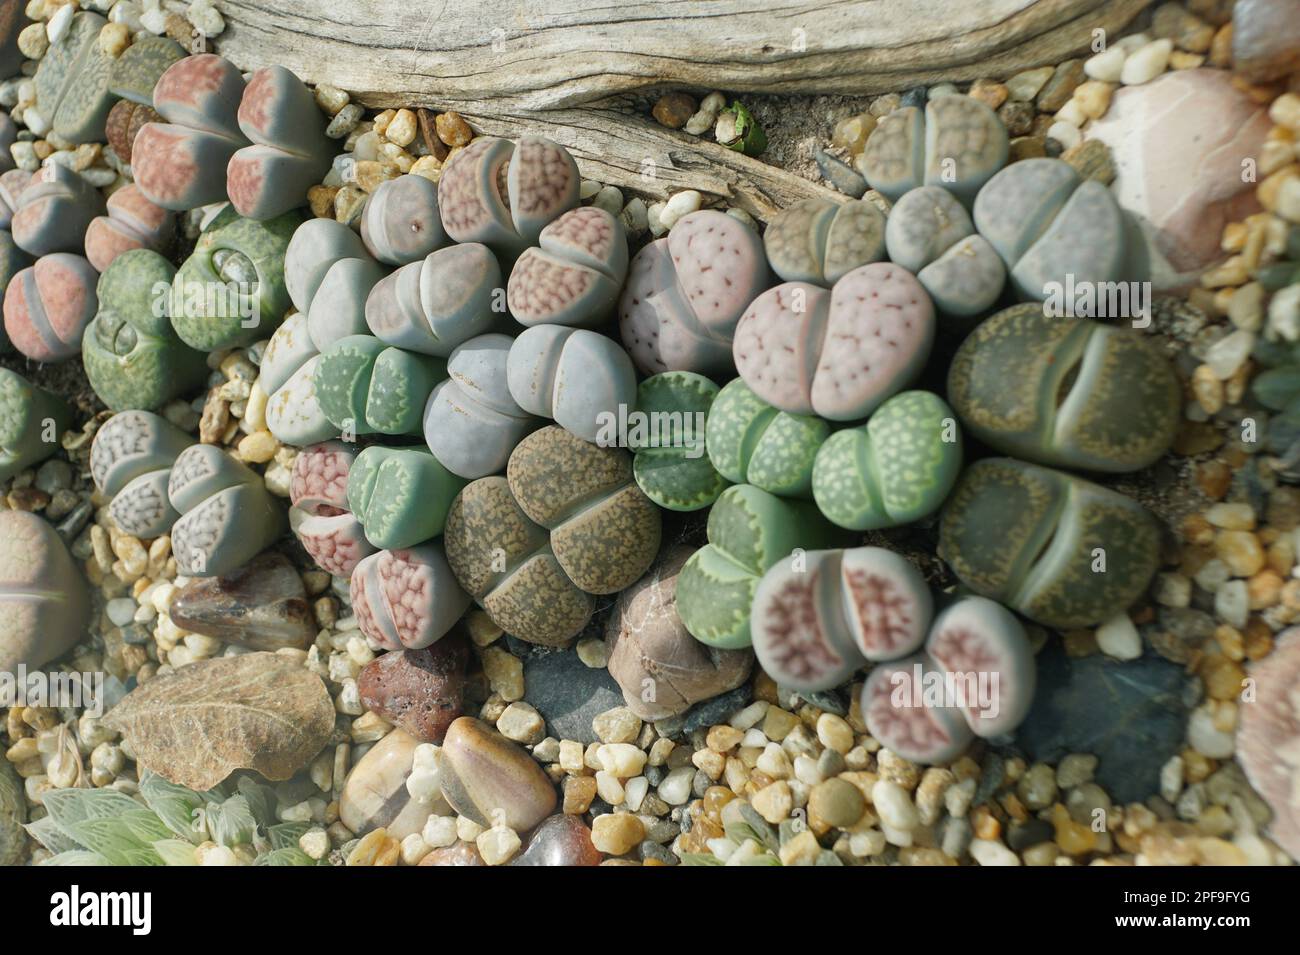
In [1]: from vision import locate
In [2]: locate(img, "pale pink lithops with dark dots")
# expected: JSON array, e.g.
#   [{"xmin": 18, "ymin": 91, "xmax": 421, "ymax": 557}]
[
  {"xmin": 84, "ymin": 184, "xmax": 176, "ymax": 273},
  {"xmin": 1238, "ymin": 626, "xmax": 1300, "ymax": 860},
  {"xmin": 90, "ymin": 410, "xmax": 194, "ymax": 539},
  {"xmin": 3, "ymin": 253, "xmax": 99, "ymax": 362},
  {"xmin": 507, "ymin": 206, "xmax": 628, "ymax": 327},
  {"xmin": 350, "ymin": 545, "xmax": 470, "ymax": 651},
  {"xmin": 733, "ymin": 262, "xmax": 934, "ymax": 420},
  {"xmin": 862, "ymin": 655, "xmax": 975, "ymax": 764},
  {"xmin": 288, "ymin": 441, "xmax": 375, "ymax": 577},
  {"xmin": 361, "ymin": 174, "xmax": 449, "ymax": 266}
]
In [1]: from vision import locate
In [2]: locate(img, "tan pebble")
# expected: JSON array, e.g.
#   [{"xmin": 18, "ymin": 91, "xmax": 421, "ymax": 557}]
[
  {"xmin": 372, "ymin": 109, "xmax": 396, "ymax": 137},
  {"xmin": 237, "ymin": 430, "xmax": 278, "ymax": 464},
  {"xmin": 1215, "ymin": 530, "xmax": 1265, "ymax": 577},
  {"xmin": 1271, "ymin": 94, "xmax": 1300, "ymax": 133},
  {"xmin": 98, "ymin": 22, "xmax": 129, "ymax": 58},
  {"xmin": 1208, "ymin": 23, "xmax": 1232, "ymax": 68},
  {"xmin": 435, "ymin": 111, "xmax": 473, "ymax": 148},
  {"xmin": 410, "ymin": 155, "xmax": 442, "ymax": 181},
  {"xmin": 308, "ymin": 184, "xmax": 340, "ymax": 219},
  {"xmin": 751, "ymin": 780, "xmax": 793, "ymax": 824},
  {"xmin": 1071, "ymin": 80, "xmax": 1113, "ymax": 119},
  {"xmin": 590, "ymin": 813, "xmax": 644, "ymax": 855},
  {"xmin": 706, "ymin": 724, "xmax": 744, "ymax": 753}
]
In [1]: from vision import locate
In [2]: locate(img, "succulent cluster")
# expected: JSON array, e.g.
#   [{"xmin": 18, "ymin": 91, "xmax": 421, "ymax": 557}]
[{"xmin": 0, "ymin": 509, "xmax": 89, "ymax": 674}]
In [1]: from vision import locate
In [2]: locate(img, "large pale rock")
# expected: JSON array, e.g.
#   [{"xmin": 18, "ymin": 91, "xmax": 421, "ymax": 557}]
[
  {"xmin": 439, "ymin": 717, "xmax": 556, "ymax": 832},
  {"xmin": 1232, "ymin": 0, "xmax": 1300, "ymax": 82},
  {"xmin": 168, "ymin": 552, "xmax": 315, "ymax": 651},
  {"xmin": 339, "ymin": 729, "xmax": 434, "ymax": 840}
]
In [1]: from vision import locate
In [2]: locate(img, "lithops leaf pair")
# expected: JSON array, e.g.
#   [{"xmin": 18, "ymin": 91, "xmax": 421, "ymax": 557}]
[
  {"xmin": 169, "ymin": 443, "xmax": 287, "ymax": 577},
  {"xmin": 444, "ymin": 427, "xmax": 661, "ymax": 646},
  {"xmin": 0, "ymin": 169, "xmax": 30, "ymax": 230},
  {"xmin": 351, "ymin": 545, "xmax": 470, "ymax": 651},
  {"xmin": 84, "ymin": 183, "xmax": 176, "ymax": 273},
  {"xmin": 706, "ymin": 377, "xmax": 826, "ymax": 499},
  {"xmin": 288, "ymin": 442, "xmax": 375, "ymax": 577},
  {"xmin": 733, "ymin": 262, "xmax": 935, "ymax": 421},
  {"xmin": 948, "ymin": 304, "xmax": 1179, "ymax": 473},
  {"xmin": 83, "ymin": 249, "xmax": 208, "ymax": 411},
  {"xmin": 32, "ymin": 10, "xmax": 116, "ymax": 143},
  {"xmin": 0, "ymin": 510, "xmax": 89, "ymax": 674},
  {"xmin": 3, "ymin": 252, "xmax": 99, "ymax": 362},
  {"xmin": 676, "ymin": 484, "xmax": 840, "ymax": 649},
  {"xmin": 620, "ymin": 210, "xmax": 772, "ymax": 376},
  {"xmin": 629, "ymin": 372, "xmax": 726, "ymax": 512},
  {"xmin": 0, "ymin": 367, "xmax": 71, "ymax": 481},
  {"xmin": 508, "ymin": 206, "xmax": 629, "ymax": 327},
  {"xmin": 763, "ymin": 196, "xmax": 887, "ymax": 287},
  {"xmin": 105, "ymin": 98, "xmax": 160, "ymax": 167},
  {"xmin": 857, "ymin": 96, "xmax": 1009, "ymax": 205},
  {"xmin": 108, "ymin": 34, "xmax": 186, "ymax": 106},
  {"xmin": 812, "ymin": 390, "xmax": 962, "ymax": 531},
  {"xmin": 346, "ymin": 445, "xmax": 466, "ymax": 551},
  {"xmin": 506, "ymin": 325, "xmax": 638, "ymax": 443},
  {"xmin": 10, "ymin": 164, "xmax": 106, "ymax": 257},
  {"xmin": 90, "ymin": 410, "xmax": 194, "ymax": 539},
  {"xmin": 939, "ymin": 457, "xmax": 1161, "ymax": 629},
  {"xmin": 361, "ymin": 174, "xmax": 449, "ymax": 266},
  {"xmin": 365, "ymin": 242, "xmax": 500, "ymax": 356},
  {"xmin": 315, "ymin": 335, "xmax": 447, "ymax": 437},
  {"xmin": 437, "ymin": 135, "xmax": 580, "ymax": 257}
]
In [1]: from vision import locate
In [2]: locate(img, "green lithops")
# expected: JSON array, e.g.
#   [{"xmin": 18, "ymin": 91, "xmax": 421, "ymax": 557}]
[
  {"xmin": 706, "ymin": 378, "xmax": 827, "ymax": 499},
  {"xmin": 83, "ymin": 249, "xmax": 208, "ymax": 412},
  {"xmin": 812, "ymin": 390, "xmax": 962, "ymax": 531},
  {"xmin": 346, "ymin": 446, "xmax": 466, "ymax": 550},
  {"xmin": 0, "ymin": 367, "xmax": 71, "ymax": 482},
  {"xmin": 947, "ymin": 304, "xmax": 1180, "ymax": 473},
  {"xmin": 108, "ymin": 35, "xmax": 186, "ymax": 105},
  {"xmin": 314, "ymin": 335, "xmax": 447, "ymax": 437},
  {"xmin": 628, "ymin": 372, "xmax": 725, "ymax": 512},
  {"xmin": 676, "ymin": 484, "xmax": 840, "ymax": 649},
  {"xmin": 33, "ymin": 10, "xmax": 115, "ymax": 143},
  {"xmin": 938, "ymin": 457, "xmax": 1161, "ymax": 629}
]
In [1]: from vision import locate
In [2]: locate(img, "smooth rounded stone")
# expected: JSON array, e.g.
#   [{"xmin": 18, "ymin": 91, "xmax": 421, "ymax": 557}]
[
  {"xmin": 812, "ymin": 390, "xmax": 961, "ymax": 531},
  {"xmin": 90, "ymin": 409, "xmax": 193, "ymax": 537},
  {"xmin": 1233, "ymin": 0, "xmax": 1300, "ymax": 82},
  {"xmin": 366, "ymin": 242, "xmax": 500, "ymax": 357},
  {"xmin": 0, "ymin": 367, "xmax": 72, "ymax": 482},
  {"xmin": 170, "ymin": 206, "xmax": 299, "ymax": 351},
  {"xmin": 419, "ymin": 842, "xmax": 486, "ymax": 866},
  {"xmin": 109, "ymin": 34, "xmax": 185, "ymax": 105},
  {"xmin": 83, "ymin": 249, "xmax": 207, "ymax": 412},
  {"xmin": 857, "ymin": 97, "xmax": 1008, "ymax": 205},
  {"xmin": 814, "ymin": 145, "xmax": 867, "ymax": 197},
  {"xmin": 809, "ymin": 777, "xmax": 866, "ymax": 828},
  {"xmin": 32, "ymin": 10, "xmax": 115, "ymax": 143},
  {"xmin": 619, "ymin": 209, "xmax": 772, "ymax": 376},
  {"xmin": 510, "ymin": 813, "xmax": 602, "ymax": 866},
  {"xmin": 346, "ymin": 445, "xmax": 466, "ymax": 550},
  {"xmin": 168, "ymin": 551, "xmax": 315, "ymax": 651},
  {"xmin": 84, "ymin": 184, "xmax": 176, "ymax": 274},
  {"xmin": 606, "ymin": 546, "xmax": 753, "ymax": 721},
  {"xmin": 3, "ymin": 252, "xmax": 98, "ymax": 362},
  {"xmin": 288, "ymin": 441, "xmax": 374, "ymax": 576},
  {"xmin": 506, "ymin": 325, "xmax": 637, "ymax": 444},
  {"xmin": 676, "ymin": 484, "xmax": 840, "ymax": 649},
  {"xmin": 705, "ymin": 377, "xmax": 824, "ymax": 499},
  {"xmin": 733, "ymin": 262, "xmax": 934, "ymax": 421},
  {"xmin": 1237, "ymin": 626, "xmax": 1300, "ymax": 860},
  {"xmin": 0, "ymin": 509, "xmax": 89, "ymax": 674},
  {"xmin": 360, "ymin": 174, "xmax": 448, "ymax": 266},
  {"xmin": 0, "ymin": 4, "xmax": 28, "ymax": 81},
  {"xmin": 764, "ymin": 197, "xmax": 887, "ymax": 288},
  {"xmin": 939, "ymin": 457, "xmax": 1161, "ymax": 629},
  {"xmin": 351, "ymin": 545, "xmax": 470, "ymax": 651},
  {"xmin": 357, "ymin": 633, "xmax": 469, "ymax": 743},
  {"xmin": 439, "ymin": 717, "xmax": 557, "ymax": 831},
  {"xmin": 423, "ymin": 333, "xmax": 539, "ymax": 479},
  {"xmin": 629, "ymin": 371, "xmax": 725, "ymax": 512},
  {"xmin": 524, "ymin": 647, "xmax": 627, "ymax": 744},
  {"xmin": 315, "ymin": 335, "xmax": 446, "ymax": 437},
  {"xmin": 508, "ymin": 206, "xmax": 628, "ymax": 328},
  {"xmin": 948, "ymin": 304, "xmax": 1179, "ymax": 473},
  {"xmin": 10, "ymin": 164, "xmax": 106, "ymax": 257},
  {"xmin": 340, "ymin": 728, "xmax": 434, "ymax": 840}
]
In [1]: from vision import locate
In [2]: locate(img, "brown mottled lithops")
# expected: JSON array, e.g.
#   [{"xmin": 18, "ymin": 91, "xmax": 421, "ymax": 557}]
[{"xmin": 763, "ymin": 196, "xmax": 887, "ymax": 287}]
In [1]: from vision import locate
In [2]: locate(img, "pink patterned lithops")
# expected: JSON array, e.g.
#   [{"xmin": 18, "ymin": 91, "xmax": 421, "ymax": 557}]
[
  {"xmin": 0, "ymin": 169, "xmax": 33, "ymax": 230},
  {"xmin": 838, "ymin": 547, "xmax": 932, "ymax": 661},
  {"xmin": 288, "ymin": 442, "xmax": 374, "ymax": 577},
  {"xmin": 351, "ymin": 545, "xmax": 470, "ymax": 651},
  {"xmin": 84, "ymin": 184, "xmax": 176, "ymax": 272},
  {"xmin": 365, "ymin": 242, "xmax": 500, "ymax": 357},
  {"xmin": 10, "ymin": 164, "xmax": 105, "ymax": 257},
  {"xmin": 507, "ymin": 207, "xmax": 628, "ymax": 327},
  {"xmin": 619, "ymin": 210, "xmax": 772, "ymax": 377},
  {"xmin": 1237, "ymin": 626, "xmax": 1300, "ymax": 860},
  {"xmin": 3, "ymin": 253, "xmax": 99, "ymax": 362},
  {"xmin": 733, "ymin": 262, "xmax": 935, "ymax": 420},
  {"xmin": 862, "ymin": 655, "xmax": 975, "ymax": 764},
  {"xmin": 361, "ymin": 174, "xmax": 449, "ymax": 266}
]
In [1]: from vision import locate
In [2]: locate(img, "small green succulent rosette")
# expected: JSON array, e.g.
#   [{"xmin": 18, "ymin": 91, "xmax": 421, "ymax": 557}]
[
  {"xmin": 346, "ymin": 446, "xmax": 467, "ymax": 551},
  {"xmin": 0, "ymin": 367, "xmax": 71, "ymax": 482},
  {"xmin": 706, "ymin": 378, "xmax": 827, "ymax": 499},
  {"xmin": 812, "ymin": 390, "xmax": 962, "ymax": 531},
  {"xmin": 83, "ymin": 249, "xmax": 209, "ymax": 412},
  {"xmin": 629, "ymin": 371, "xmax": 726, "ymax": 512},
  {"xmin": 314, "ymin": 335, "xmax": 447, "ymax": 437}
]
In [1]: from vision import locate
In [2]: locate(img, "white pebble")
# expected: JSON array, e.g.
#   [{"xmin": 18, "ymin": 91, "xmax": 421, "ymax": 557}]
[
  {"xmin": 1214, "ymin": 579, "xmax": 1249, "ymax": 629},
  {"xmin": 646, "ymin": 200, "xmax": 667, "ymax": 237},
  {"xmin": 1187, "ymin": 704, "xmax": 1235, "ymax": 759},
  {"xmin": 970, "ymin": 838, "xmax": 1021, "ymax": 866},
  {"xmin": 592, "ymin": 184, "xmax": 624, "ymax": 216},
  {"xmin": 1113, "ymin": 33, "xmax": 1152, "ymax": 55},
  {"xmin": 476, "ymin": 825, "xmax": 520, "ymax": 865},
  {"xmin": 421, "ymin": 814, "xmax": 457, "ymax": 849},
  {"xmin": 1084, "ymin": 47, "xmax": 1126, "ymax": 83},
  {"xmin": 1046, "ymin": 121, "xmax": 1082, "ymax": 151},
  {"xmin": 1120, "ymin": 39, "xmax": 1173, "ymax": 86},
  {"xmin": 1268, "ymin": 284, "xmax": 1300, "ymax": 342},
  {"xmin": 1054, "ymin": 99, "xmax": 1088, "ymax": 128},
  {"xmin": 624, "ymin": 776, "xmax": 649, "ymax": 812},
  {"xmin": 23, "ymin": 106, "xmax": 50, "ymax": 137},
  {"xmin": 871, "ymin": 779, "xmax": 919, "ymax": 831},
  {"xmin": 1205, "ymin": 329, "xmax": 1256, "ymax": 380},
  {"xmin": 1095, "ymin": 613, "xmax": 1141, "ymax": 661},
  {"xmin": 659, "ymin": 190, "xmax": 702, "ymax": 231},
  {"xmin": 188, "ymin": 0, "xmax": 226, "ymax": 37},
  {"xmin": 657, "ymin": 766, "xmax": 695, "ymax": 805},
  {"xmin": 728, "ymin": 701, "xmax": 767, "ymax": 730},
  {"xmin": 140, "ymin": 7, "xmax": 168, "ymax": 35},
  {"xmin": 46, "ymin": 3, "xmax": 74, "ymax": 46}
]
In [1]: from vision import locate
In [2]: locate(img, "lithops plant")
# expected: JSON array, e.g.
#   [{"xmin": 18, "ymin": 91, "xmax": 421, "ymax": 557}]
[
  {"xmin": 0, "ymin": 171, "xmax": 30, "ymax": 234},
  {"xmin": 857, "ymin": 96, "xmax": 1009, "ymax": 205},
  {"xmin": 676, "ymin": 484, "xmax": 840, "ymax": 649},
  {"xmin": 629, "ymin": 371, "xmax": 726, "ymax": 512},
  {"xmin": 32, "ymin": 10, "xmax": 116, "ymax": 143},
  {"xmin": 939, "ymin": 457, "xmax": 1161, "ymax": 629},
  {"xmin": 82, "ymin": 249, "xmax": 208, "ymax": 412},
  {"xmin": 351, "ymin": 545, "xmax": 470, "ymax": 651},
  {"xmin": 437, "ymin": 135, "xmax": 580, "ymax": 257},
  {"xmin": 315, "ymin": 335, "xmax": 446, "ymax": 437},
  {"xmin": 733, "ymin": 262, "xmax": 935, "ymax": 421},
  {"xmin": 3, "ymin": 253, "xmax": 99, "ymax": 362},
  {"xmin": 506, "ymin": 324, "xmax": 638, "ymax": 443},
  {"xmin": 0, "ymin": 759, "xmax": 23, "ymax": 866},
  {"xmin": 0, "ymin": 367, "xmax": 71, "ymax": 481},
  {"xmin": 947, "ymin": 304, "xmax": 1179, "ymax": 473},
  {"xmin": 169, "ymin": 444, "xmax": 287, "ymax": 577},
  {"xmin": 288, "ymin": 442, "xmax": 375, "ymax": 577},
  {"xmin": 227, "ymin": 65, "xmax": 333, "ymax": 220},
  {"xmin": 170, "ymin": 205, "xmax": 300, "ymax": 351},
  {"xmin": 0, "ymin": 510, "xmax": 89, "ymax": 674},
  {"xmin": 0, "ymin": 230, "xmax": 31, "ymax": 346},
  {"xmin": 347, "ymin": 445, "xmax": 466, "ymax": 551},
  {"xmin": 763, "ymin": 196, "xmax": 887, "ymax": 287},
  {"xmin": 444, "ymin": 426, "xmax": 661, "ymax": 646},
  {"xmin": 706, "ymin": 377, "xmax": 827, "ymax": 499},
  {"xmin": 507, "ymin": 206, "xmax": 628, "ymax": 327},
  {"xmin": 105, "ymin": 98, "xmax": 160, "ymax": 167},
  {"xmin": 10, "ymin": 164, "xmax": 106, "ymax": 257},
  {"xmin": 90, "ymin": 410, "xmax": 194, "ymax": 539},
  {"xmin": 883, "ymin": 186, "xmax": 1005, "ymax": 319},
  {"xmin": 423, "ymin": 333, "xmax": 539, "ymax": 479},
  {"xmin": 365, "ymin": 242, "xmax": 500, "ymax": 356},
  {"xmin": 812, "ymin": 390, "xmax": 962, "ymax": 531},
  {"xmin": 84, "ymin": 184, "xmax": 176, "ymax": 273},
  {"xmin": 361, "ymin": 174, "xmax": 449, "ymax": 266},
  {"xmin": 620, "ymin": 209, "xmax": 772, "ymax": 376},
  {"xmin": 108, "ymin": 34, "xmax": 186, "ymax": 106},
  {"xmin": 1237, "ymin": 626, "xmax": 1300, "ymax": 860}
]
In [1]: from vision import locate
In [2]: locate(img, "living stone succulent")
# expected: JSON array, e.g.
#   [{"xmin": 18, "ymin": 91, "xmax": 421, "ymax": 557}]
[
  {"xmin": 351, "ymin": 545, "xmax": 470, "ymax": 651},
  {"xmin": 315, "ymin": 335, "xmax": 446, "ymax": 437},
  {"xmin": 763, "ymin": 196, "xmax": 887, "ymax": 287},
  {"xmin": 288, "ymin": 442, "xmax": 375, "ymax": 577},
  {"xmin": 32, "ymin": 10, "xmax": 116, "ymax": 143},
  {"xmin": 0, "ymin": 169, "xmax": 30, "ymax": 229},
  {"xmin": 630, "ymin": 371, "xmax": 726, "ymax": 512},
  {"xmin": 84, "ymin": 183, "xmax": 176, "ymax": 273},
  {"xmin": 0, "ymin": 510, "xmax": 89, "ymax": 674},
  {"xmin": 706, "ymin": 377, "xmax": 826, "ymax": 499},
  {"xmin": 676, "ymin": 484, "xmax": 840, "ymax": 649},
  {"xmin": 444, "ymin": 426, "xmax": 661, "ymax": 647},
  {"xmin": 3, "ymin": 252, "xmax": 99, "ymax": 362},
  {"xmin": 108, "ymin": 35, "xmax": 186, "ymax": 106},
  {"xmin": 857, "ymin": 96, "xmax": 1009, "ymax": 205},
  {"xmin": 105, "ymin": 98, "xmax": 160, "ymax": 167},
  {"xmin": 733, "ymin": 262, "xmax": 935, "ymax": 421},
  {"xmin": 83, "ymin": 249, "xmax": 208, "ymax": 412},
  {"xmin": 812, "ymin": 390, "xmax": 962, "ymax": 531},
  {"xmin": 0, "ymin": 758, "xmax": 24, "ymax": 866},
  {"xmin": 0, "ymin": 230, "xmax": 29, "ymax": 350},
  {"xmin": 947, "ymin": 304, "xmax": 1180, "ymax": 473},
  {"xmin": 91, "ymin": 410, "xmax": 195, "ymax": 539},
  {"xmin": 620, "ymin": 209, "xmax": 772, "ymax": 376},
  {"xmin": 939, "ymin": 457, "xmax": 1161, "ymax": 629},
  {"xmin": 361, "ymin": 174, "xmax": 449, "ymax": 266},
  {"xmin": 10, "ymin": 164, "xmax": 106, "ymax": 258},
  {"xmin": 346, "ymin": 445, "xmax": 466, "ymax": 551},
  {"xmin": 365, "ymin": 242, "xmax": 500, "ymax": 355},
  {"xmin": 507, "ymin": 206, "xmax": 629, "ymax": 327},
  {"xmin": 437, "ymin": 135, "xmax": 580, "ymax": 258},
  {"xmin": 168, "ymin": 443, "xmax": 287, "ymax": 577},
  {"xmin": 0, "ymin": 367, "xmax": 71, "ymax": 482},
  {"xmin": 506, "ymin": 324, "xmax": 638, "ymax": 444}
]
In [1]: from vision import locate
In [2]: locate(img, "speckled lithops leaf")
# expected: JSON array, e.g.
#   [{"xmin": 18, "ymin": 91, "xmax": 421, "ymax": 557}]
[{"xmin": 104, "ymin": 652, "xmax": 334, "ymax": 790}]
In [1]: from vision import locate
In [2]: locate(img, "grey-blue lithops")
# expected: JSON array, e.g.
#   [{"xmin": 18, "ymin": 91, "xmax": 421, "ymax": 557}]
[{"xmin": 90, "ymin": 409, "xmax": 194, "ymax": 539}]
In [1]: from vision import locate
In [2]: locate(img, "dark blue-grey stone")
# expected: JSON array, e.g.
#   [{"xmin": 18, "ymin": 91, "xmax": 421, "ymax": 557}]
[
  {"xmin": 814, "ymin": 146, "xmax": 867, "ymax": 199},
  {"xmin": 639, "ymin": 839, "xmax": 677, "ymax": 865},
  {"xmin": 644, "ymin": 764, "xmax": 665, "ymax": 786},
  {"xmin": 523, "ymin": 648, "xmax": 625, "ymax": 745},
  {"xmin": 1006, "ymin": 817, "xmax": 1053, "ymax": 852},
  {"xmin": 900, "ymin": 86, "xmax": 928, "ymax": 109},
  {"xmin": 681, "ymin": 685, "xmax": 753, "ymax": 735}
]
